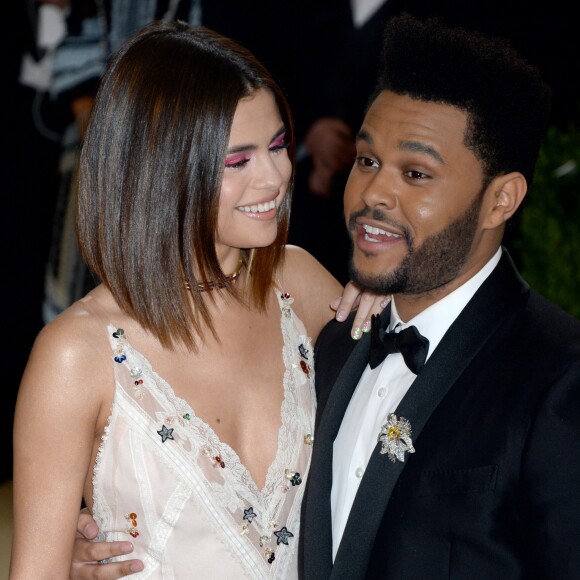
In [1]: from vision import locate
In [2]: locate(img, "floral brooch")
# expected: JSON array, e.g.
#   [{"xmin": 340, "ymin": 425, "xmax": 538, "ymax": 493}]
[{"xmin": 377, "ymin": 413, "xmax": 415, "ymax": 463}]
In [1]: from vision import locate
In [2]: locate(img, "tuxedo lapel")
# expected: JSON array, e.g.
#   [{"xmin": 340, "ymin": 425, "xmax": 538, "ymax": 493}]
[
  {"xmin": 302, "ymin": 307, "xmax": 391, "ymax": 580},
  {"xmin": 330, "ymin": 250, "xmax": 528, "ymax": 578}
]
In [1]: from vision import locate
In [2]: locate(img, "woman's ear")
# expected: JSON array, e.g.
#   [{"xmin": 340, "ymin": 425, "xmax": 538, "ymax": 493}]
[{"xmin": 481, "ymin": 172, "xmax": 527, "ymax": 230}]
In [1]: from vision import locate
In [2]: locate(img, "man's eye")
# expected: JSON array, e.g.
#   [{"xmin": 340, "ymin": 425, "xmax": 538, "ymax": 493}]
[
  {"xmin": 356, "ymin": 156, "xmax": 378, "ymax": 168},
  {"xmin": 405, "ymin": 170, "xmax": 429, "ymax": 179}
]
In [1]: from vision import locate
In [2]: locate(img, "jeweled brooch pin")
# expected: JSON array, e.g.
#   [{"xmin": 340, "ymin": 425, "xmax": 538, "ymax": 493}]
[{"xmin": 377, "ymin": 413, "xmax": 415, "ymax": 463}]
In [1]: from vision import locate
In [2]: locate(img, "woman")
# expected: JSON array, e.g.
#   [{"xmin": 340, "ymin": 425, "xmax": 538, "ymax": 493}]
[{"xmin": 11, "ymin": 21, "xmax": 379, "ymax": 579}]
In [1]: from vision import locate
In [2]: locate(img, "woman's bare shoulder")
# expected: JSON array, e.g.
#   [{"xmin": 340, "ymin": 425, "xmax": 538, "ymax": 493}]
[
  {"xmin": 278, "ymin": 245, "xmax": 343, "ymax": 341},
  {"xmin": 15, "ymin": 286, "xmax": 121, "ymax": 444},
  {"xmin": 280, "ymin": 245, "xmax": 339, "ymax": 284},
  {"xmin": 24, "ymin": 286, "xmax": 121, "ymax": 391},
  {"xmin": 38, "ymin": 287, "xmax": 112, "ymax": 350}
]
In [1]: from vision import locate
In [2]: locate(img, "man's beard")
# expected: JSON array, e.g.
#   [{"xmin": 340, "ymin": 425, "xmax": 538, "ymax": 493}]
[{"xmin": 348, "ymin": 189, "xmax": 485, "ymax": 295}]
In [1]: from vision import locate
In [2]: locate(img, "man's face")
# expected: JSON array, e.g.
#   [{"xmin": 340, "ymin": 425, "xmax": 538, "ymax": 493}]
[{"xmin": 344, "ymin": 90, "xmax": 487, "ymax": 297}]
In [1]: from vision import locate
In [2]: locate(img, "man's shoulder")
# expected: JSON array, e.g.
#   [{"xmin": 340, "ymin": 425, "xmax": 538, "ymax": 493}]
[
  {"xmin": 313, "ymin": 312, "xmax": 363, "ymax": 412},
  {"xmin": 314, "ymin": 312, "xmax": 362, "ymax": 382},
  {"xmin": 525, "ymin": 290, "xmax": 580, "ymax": 355},
  {"xmin": 316, "ymin": 312, "xmax": 359, "ymax": 354}
]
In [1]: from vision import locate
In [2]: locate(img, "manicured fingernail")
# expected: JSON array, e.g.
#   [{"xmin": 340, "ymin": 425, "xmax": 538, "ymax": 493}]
[
  {"xmin": 352, "ymin": 327, "xmax": 362, "ymax": 340},
  {"xmin": 121, "ymin": 542, "xmax": 134, "ymax": 554},
  {"xmin": 130, "ymin": 561, "xmax": 144, "ymax": 572},
  {"xmin": 361, "ymin": 320, "xmax": 371, "ymax": 333},
  {"xmin": 380, "ymin": 298, "xmax": 389, "ymax": 308},
  {"xmin": 336, "ymin": 309, "xmax": 346, "ymax": 322}
]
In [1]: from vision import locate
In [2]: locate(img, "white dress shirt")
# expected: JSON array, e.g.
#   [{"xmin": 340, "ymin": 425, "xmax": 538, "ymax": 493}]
[{"xmin": 331, "ymin": 249, "xmax": 502, "ymax": 559}]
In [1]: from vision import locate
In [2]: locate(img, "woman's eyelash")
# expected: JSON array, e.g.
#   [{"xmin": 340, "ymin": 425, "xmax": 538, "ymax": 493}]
[
  {"xmin": 225, "ymin": 135, "xmax": 288, "ymax": 167},
  {"xmin": 270, "ymin": 133, "xmax": 289, "ymax": 151},
  {"xmin": 225, "ymin": 155, "xmax": 250, "ymax": 168},
  {"xmin": 270, "ymin": 141, "xmax": 289, "ymax": 152}
]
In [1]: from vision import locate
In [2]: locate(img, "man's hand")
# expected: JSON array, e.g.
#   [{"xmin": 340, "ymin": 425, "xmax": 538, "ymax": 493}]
[
  {"xmin": 69, "ymin": 510, "xmax": 144, "ymax": 579},
  {"xmin": 305, "ymin": 117, "xmax": 355, "ymax": 197}
]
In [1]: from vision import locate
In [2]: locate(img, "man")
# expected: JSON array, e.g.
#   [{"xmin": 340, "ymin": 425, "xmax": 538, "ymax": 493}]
[{"xmin": 300, "ymin": 14, "xmax": 580, "ymax": 580}]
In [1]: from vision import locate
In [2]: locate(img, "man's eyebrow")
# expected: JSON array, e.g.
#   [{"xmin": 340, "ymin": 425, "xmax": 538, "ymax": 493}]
[
  {"xmin": 355, "ymin": 129, "xmax": 373, "ymax": 144},
  {"xmin": 399, "ymin": 140, "xmax": 444, "ymax": 164},
  {"xmin": 355, "ymin": 132, "xmax": 445, "ymax": 165}
]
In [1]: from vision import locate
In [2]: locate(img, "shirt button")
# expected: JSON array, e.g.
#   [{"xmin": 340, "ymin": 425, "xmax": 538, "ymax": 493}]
[
  {"xmin": 355, "ymin": 467, "xmax": 364, "ymax": 478},
  {"xmin": 377, "ymin": 386, "xmax": 387, "ymax": 398}
]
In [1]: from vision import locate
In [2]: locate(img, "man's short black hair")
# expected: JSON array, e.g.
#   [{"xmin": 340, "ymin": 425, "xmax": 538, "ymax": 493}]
[{"xmin": 371, "ymin": 14, "xmax": 552, "ymax": 184}]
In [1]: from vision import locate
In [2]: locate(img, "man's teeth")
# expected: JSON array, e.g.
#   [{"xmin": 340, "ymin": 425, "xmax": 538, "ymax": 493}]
[
  {"xmin": 363, "ymin": 224, "xmax": 401, "ymax": 242},
  {"xmin": 239, "ymin": 199, "xmax": 276, "ymax": 213}
]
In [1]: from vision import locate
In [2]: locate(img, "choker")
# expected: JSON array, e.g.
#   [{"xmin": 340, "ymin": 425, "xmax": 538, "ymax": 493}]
[{"xmin": 185, "ymin": 258, "xmax": 244, "ymax": 292}]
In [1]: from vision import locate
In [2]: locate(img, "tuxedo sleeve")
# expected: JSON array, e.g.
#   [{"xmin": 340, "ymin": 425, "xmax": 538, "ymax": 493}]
[{"xmin": 521, "ymin": 359, "xmax": 580, "ymax": 577}]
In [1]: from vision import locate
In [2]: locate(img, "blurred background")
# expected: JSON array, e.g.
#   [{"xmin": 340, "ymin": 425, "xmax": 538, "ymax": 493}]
[{"xmin": 2, "ymin": 1, "xmax": 579, "ymax": 575}]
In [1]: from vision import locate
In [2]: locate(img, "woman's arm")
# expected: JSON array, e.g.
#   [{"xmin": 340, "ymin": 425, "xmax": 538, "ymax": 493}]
[
  {"xmin": 280, "ymin": 245, "xmax": 387, "ymax": 343},
  {"xmin": 278, "ymin": 245, "xmax": 343, "ymax": 343},
  {"xmin": 10, "ymin": 312, "xmax": 109, "ymax": 579}
]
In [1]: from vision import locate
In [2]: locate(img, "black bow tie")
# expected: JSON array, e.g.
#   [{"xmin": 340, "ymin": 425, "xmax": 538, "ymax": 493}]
[{"xmin": 369, "ymin": 314, "xmax": 429, "ymax": 375}]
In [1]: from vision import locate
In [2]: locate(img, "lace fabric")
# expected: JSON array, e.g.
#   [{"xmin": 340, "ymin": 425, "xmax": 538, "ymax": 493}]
[{"xmin": 89, "ymin": 291, "xmax": 315, "ymax": 579}]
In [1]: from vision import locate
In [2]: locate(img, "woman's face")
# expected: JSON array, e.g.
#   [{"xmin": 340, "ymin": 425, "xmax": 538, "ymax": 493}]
[{"xmin": 216, "ymin": 89, "xmax": 291, "ymax": 265}]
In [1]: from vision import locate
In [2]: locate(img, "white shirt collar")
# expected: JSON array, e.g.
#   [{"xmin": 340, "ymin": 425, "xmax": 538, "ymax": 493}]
[{"xmin": 390, "ymin": 248, "xmax": 502, "ymax": 361}]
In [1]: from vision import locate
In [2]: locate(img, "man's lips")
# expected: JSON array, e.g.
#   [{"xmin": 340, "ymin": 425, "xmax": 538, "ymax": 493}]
[{"xmin": 359, "ymin": 223, "xmax": 403, "ymax": 243}]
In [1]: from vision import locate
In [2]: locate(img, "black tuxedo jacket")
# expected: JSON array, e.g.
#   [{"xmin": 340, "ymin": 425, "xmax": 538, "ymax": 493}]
[{"xmin": 299, "ymin": 250, "xmax": 580, "ymax": 579}]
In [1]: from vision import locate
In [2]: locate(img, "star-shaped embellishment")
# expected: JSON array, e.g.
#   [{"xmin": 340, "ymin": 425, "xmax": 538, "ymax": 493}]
[
  {"xmin": 157, "ymin": 424, "xmax": 174, "ymax": 443},
  {"xmin": 273, "ymin": 526, "xmax": 294, "ymax": 546},
  {"xmin": 243, "ymin": 507, "xmax": 257, "ymax": 522}
]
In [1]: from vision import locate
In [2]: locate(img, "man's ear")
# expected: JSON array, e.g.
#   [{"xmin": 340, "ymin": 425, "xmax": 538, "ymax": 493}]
[{"xmin": 482, "ymin": 172, "xmax": 527, "ymax": 229}]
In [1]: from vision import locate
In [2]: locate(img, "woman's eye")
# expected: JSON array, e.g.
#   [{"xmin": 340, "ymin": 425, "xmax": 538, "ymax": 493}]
[
  {"xmin": 225, "ymin": 155, "xmax": 250, "ymax": 169},
  {"xmin": 269, "ymin": 141, "xmax": 289, "ymax": 153},
  {"xmin": 356, "ymin": 156, "xmax": 378, "ymax": 168},
  {"xmin": 269, "ymin": 133, "xmax": 289, "ymax": 153}
]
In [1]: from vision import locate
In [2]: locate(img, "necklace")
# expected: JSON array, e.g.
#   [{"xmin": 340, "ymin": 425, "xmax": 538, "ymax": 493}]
[{"xmin": 185, "ymin": 258, "xmax": 245, "ymax": 292}]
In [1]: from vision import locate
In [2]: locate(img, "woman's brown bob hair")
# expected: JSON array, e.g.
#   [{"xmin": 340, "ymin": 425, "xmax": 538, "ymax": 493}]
[{"xmin": 77, "ymin": 21, "xmax": 295, "ymax": 349}]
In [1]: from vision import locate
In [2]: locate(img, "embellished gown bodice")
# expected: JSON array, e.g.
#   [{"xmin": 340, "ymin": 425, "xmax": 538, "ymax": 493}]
[{"xmin": 87, "ymin": 292, "xmax": 316, "ymax": 579}]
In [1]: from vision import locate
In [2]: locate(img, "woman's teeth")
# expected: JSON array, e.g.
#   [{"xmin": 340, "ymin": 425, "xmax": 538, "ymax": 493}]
[{"xmin": 238, "ymin": 199, "xmax": 276, "ymax": 213}]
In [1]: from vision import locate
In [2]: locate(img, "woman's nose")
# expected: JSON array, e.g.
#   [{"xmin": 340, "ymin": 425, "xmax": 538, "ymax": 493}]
[{"xmin": 254, "ymin": 154, "xmax": 287, "ymax": 191}]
